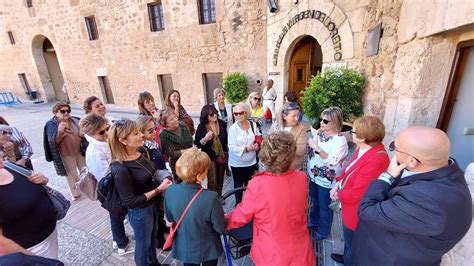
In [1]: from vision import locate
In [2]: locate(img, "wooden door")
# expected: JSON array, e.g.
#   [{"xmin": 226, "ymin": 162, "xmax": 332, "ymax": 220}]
[{"xmin": 288, "ymin": 36, "xmax": 319, "ymax": 96}]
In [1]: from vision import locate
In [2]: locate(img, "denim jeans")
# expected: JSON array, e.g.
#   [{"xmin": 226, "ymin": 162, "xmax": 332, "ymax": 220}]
[
  {"xmin": 128, "ymin": 204, "xmax": 159, "ymax": 266},
  {"xmin": 343, "ymin": 224, "xmax": 355, "ymax": 266},
  {"xmin": 308, "ymin": 181, "xmax": 333, "ymax": 238},
  {"xmin": 109, "ymin": 212, "xmax": 128, "ymax": 249}
]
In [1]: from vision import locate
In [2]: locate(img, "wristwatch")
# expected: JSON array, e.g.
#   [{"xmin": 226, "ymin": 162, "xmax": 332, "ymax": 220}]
[{"xmin": 378, "ymin": 171, "xmax": 396, "ymax": 184}]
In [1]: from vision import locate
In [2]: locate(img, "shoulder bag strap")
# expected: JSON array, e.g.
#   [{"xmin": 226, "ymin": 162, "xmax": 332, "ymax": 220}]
[
  {"xmin": 340, "ymin": 149, "xmax": 388, "ymax": 189},
  {"xmin": 4, "ymin": 161, "xmax": 32, "ymax": 177},
  {"xmin": 175, "ymin": 188, "xmax": 203, "ymax": 229}
]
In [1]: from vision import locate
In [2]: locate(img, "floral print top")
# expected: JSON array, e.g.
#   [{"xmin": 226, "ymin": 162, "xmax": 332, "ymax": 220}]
[{"xmin": 306, "ymin": 132, "xmax": 348, "ymax": 188}]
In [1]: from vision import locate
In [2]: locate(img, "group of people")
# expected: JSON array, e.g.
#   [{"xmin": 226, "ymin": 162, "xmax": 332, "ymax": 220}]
[{"xmin": 0, "ymin": 83, "xmax": 472, "ymax": 266}]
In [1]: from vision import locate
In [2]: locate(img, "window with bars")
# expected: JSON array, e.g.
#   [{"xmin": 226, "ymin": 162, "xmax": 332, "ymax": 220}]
[
  {"xmin": 85, "ymin": 16, "xmax": 99, "ymax": 41},
  {"xmin": 198, "ymin": 0, "xmax": 216, "ymax": 24},
  {"xmin": 148, "ymin": 1, "xmax": 164, "ymax": 31}
]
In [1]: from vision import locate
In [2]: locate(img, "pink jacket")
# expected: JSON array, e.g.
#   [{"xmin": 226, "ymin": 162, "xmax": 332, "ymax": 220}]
[{"xmin": 226, "ymin": 170, "xmax": 316, "ymax": 266}]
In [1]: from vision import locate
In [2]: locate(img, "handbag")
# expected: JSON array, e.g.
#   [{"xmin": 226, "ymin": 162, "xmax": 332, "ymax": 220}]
[
  {"xmin": 163, "ymin": 188, "xmax": 203, "ymax": 251},
  {"xmin": 250, "ymin": 122, "xmax": 263, "ymax": 146},
  {"xmin": 216, "ymin": 152, "xmax": 228, "ymax": 165},
  {"xmin": 76, "ymin": 167, "xmax": 98, "ymax": 201},
  {"xmin": 329, "ymin": 164, "xmax": 361, "ymax": 213},
  {"xmin": 4, "ymin": 161, "xmax": 71, "ymax": 220},
  {"xmin": 264, "ymin": 107, "xmax": 272, "ymax": 120},
  {"xmin": 183, "ymin": 115, "xmax": 195, "ymax": 135}
]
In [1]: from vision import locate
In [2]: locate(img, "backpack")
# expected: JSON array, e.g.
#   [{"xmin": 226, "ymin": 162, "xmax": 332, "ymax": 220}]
[{"xmin": 97, "ymin": 162, "xmax": 127, "ymax": 217}]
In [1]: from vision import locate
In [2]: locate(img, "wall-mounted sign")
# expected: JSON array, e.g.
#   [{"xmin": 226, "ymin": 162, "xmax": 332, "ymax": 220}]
[
  {"xmin": 268, "ymin": 72, "xmax": 280, "ymax": 76},
  {"xmin": 273, "ymin": 10, "xmax": 343, "ymax": 66}
]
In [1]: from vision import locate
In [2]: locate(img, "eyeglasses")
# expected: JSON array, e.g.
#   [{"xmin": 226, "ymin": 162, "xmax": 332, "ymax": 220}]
[
  {"xmin": 349, "ymin": 130, "xmax": 356, "ymax": 135},
  {"xmin": 59, "ymin": 109, "xmax": 71, "ymax": 114},
  {"xmin": 233, "ymin": 112, "xmax": 245, "ymax": 116},
  {"xmin": 319, "ymin": 118, "xmax": 331, "ymax": 124},
  {"xmin": 389, "ymin": 141, "xmax": 422, "ymax": 164},
  {"xmin": 253, "ymin": 97, "xmax": 261, "ymax": 101},
  {"xmin": 98, "ymin": 126, "xmax": 110, "ymax": 136},
  {"xmin": 1, "ymin": 130, "xmax": 12, "ymax": 136}
]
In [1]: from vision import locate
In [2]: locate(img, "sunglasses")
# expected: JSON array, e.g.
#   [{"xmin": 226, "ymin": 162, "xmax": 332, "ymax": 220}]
[
  {"xmin": 115, "ymin": 119, "xmax": 125, "ymax": 126},
  {"xmin": 319, "ymin": 118, "xmax": 331, "ymax": 124},
  {"xmin": 233, "ymin": 112, "xmax": 245, "ymax": 116},
  {"xmin": 98, "ymin": 126, "xmax": 110, "ymax": 136},
  {"xmin": 389, "ymin": 141, "xmax": 422, "ymax": 164},
  {"xmin": 209, "ymin": 113, "xmax": 217, "ymax": 117},
  {"xmin": 1, "ymin": 130, "xmax": 12, "ymax": 136},
  {"xmin": 59, "ymin": 109, "xmax": 71, "ymax": 114},
  {"xmin": 349, "ymin": 130, "xmax": 356, "ymax": 135},
  {"xmin": 253, "ymin": 97, "xmax": 261, "ymax": 101}
]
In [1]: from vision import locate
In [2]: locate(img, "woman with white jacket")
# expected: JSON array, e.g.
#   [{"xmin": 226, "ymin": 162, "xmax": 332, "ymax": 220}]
[
  {"xmin": 79, "ymin": 114, "xmax": 133, "ymax": 255},
  {"xmin": 227, "ymin": 102, "xmax": 259, "ymax": 204}
]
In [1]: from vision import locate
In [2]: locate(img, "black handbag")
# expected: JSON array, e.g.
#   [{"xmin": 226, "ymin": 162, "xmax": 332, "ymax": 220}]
[{"xmin": 4, "ymin": 161, "xmax": 71, "ymax": 220}]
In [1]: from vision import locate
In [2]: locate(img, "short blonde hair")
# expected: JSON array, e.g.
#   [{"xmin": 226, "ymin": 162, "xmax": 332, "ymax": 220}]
[
  {"xmin": 108, "ymin": 119, "xmax": 138, "ymax": 162},
  {"xmin": 233, "ymin": 102, "xmax": 250, "ymax": 120},
  {"xmin": 213, "ymin": 88, "xmax": 225, "ymax": 100},
  {"xmin": 80, "ymin": 113, "xmax": 108, "ymax": 135},
  {"xmin": 321, "ymin": 106, "xmax": 343, "ymax": 132},
  {"xmin": 352, "ymin": 116, "xmax": 385, "ymax": 146},
  {"xmin": 136, "ymin": 115, "xmax": 154, "ymax": 133},
  {"xmin": 176, "ymin": 147, "xmax": 211, "ymax": 183},
  {"xmin": 259, "ymin": 131, "xmax": 296, "ymax": 174}
]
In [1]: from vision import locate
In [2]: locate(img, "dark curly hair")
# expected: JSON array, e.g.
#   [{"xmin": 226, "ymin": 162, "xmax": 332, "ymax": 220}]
[{"xmin": 259, "ymin": 131, "xmax": 296, "ymax": 174}]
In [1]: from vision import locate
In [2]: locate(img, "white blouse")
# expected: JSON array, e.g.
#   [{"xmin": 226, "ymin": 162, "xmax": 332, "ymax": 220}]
[
  {"xmin": 307, "ymin": 133, "xmax": 348, "ymax": 189},
  {"xmin": 227, "ymin": 122, "xmax": 257, "ymax": 167}
]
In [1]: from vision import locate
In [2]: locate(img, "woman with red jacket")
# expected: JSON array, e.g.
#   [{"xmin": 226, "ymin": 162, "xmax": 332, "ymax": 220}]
[
  {"xmin": 226, "ymin": 131, "xmax": 315, "ymax": 266},
  {"xmin": 329, "ymin": 116, "xmax": 389, "ymax": 266}
]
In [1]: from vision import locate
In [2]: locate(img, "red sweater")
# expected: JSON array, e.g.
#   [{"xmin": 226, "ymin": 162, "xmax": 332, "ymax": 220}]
[{"xmin": 336, "ymin": 144, "xmax": 389, "ymax": 230}]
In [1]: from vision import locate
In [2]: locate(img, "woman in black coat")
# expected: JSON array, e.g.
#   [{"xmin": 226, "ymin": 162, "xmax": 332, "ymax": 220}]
[{"xmin": 194, "ymin": 104, "xmax": 228, "ymax": 196}]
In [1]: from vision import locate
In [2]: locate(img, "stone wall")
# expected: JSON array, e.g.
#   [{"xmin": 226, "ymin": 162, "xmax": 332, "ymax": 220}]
[{"xmin": 0, "ymin": 0, "xmax": 267, "ymax": 111}]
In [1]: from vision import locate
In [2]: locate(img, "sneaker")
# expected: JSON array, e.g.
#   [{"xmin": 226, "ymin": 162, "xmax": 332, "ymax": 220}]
[
  {"xmin": 112, "ymin": 241, "xmax": 118, "ymax": 249},
  {"xmin": 118, "ymin": 244, "xmax": 135, "ymax": 256},
  {"xmin": 330, "ymin": 253, "xmax": 344, "ymax": 264}
]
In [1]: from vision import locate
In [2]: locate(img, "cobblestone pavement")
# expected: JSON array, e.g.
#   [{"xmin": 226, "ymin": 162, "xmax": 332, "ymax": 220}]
[{"xmin": 1, "ymin": 102, "xmax": 346, "ymax": 265}]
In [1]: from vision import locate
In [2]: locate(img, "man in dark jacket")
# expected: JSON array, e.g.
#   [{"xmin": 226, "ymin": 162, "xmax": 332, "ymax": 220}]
[{"xmin": 353, "ymin": 126, "xmax": 472, "ymax": 266}]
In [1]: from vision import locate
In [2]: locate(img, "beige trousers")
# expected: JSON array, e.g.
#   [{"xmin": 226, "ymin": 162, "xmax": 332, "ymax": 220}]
[{"xmin": 61, "ymin": 154, "xmax": 86, "ymax": 198}]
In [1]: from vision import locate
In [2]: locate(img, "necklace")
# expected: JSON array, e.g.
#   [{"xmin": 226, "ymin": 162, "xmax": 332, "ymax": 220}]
[{"xmin": 134, "ymin": 156, "xmax": 157, "ymax": 181}]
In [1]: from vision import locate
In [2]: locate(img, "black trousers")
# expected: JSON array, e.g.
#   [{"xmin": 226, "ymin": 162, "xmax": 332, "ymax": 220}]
[
  {"xmin": 231, "ymin": 163, "xmax": 258, "ymax": 204},
  {"xmin": 183, "ymin": 259, "xmax": 218, "ymax": 266}
]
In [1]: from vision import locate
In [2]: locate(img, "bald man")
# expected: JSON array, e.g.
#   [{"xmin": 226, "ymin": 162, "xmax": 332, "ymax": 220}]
[{"xmin": 352, "ymin": 127, "xmax": 472, "ymax": 266}]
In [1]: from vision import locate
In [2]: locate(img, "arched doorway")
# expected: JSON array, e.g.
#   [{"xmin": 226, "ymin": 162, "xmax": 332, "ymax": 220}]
[
  {"xmin": 32, "ymin": 35, "xmax": 67, "ymax": 102},
  {"xmin": 287, "ymin": 36, "xmax": 322, "ymax": 96}
]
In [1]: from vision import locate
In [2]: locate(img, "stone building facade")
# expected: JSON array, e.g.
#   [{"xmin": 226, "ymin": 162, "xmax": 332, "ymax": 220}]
[{"xmin": 0, "ymin": 0, "xmax": 267, "ymax": 112}]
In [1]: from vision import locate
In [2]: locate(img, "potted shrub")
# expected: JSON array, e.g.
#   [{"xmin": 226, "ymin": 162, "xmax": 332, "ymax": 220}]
[
  {"xmin": 223, "ymin": 72, "xmax": 248, "ymax": 104},
  {"xmin": 301, "ymin": 67, "xmax": 366, "ymax": 130}
]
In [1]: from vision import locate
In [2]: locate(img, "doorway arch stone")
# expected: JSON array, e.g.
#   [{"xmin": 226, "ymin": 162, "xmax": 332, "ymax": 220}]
[
  {"xmin": 31, "ymin": 34, "xmax": 67, "ymax": 102},
  {"xmin": 267, "ymin": 0, "xmax": 355, "ymax": 106}
]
